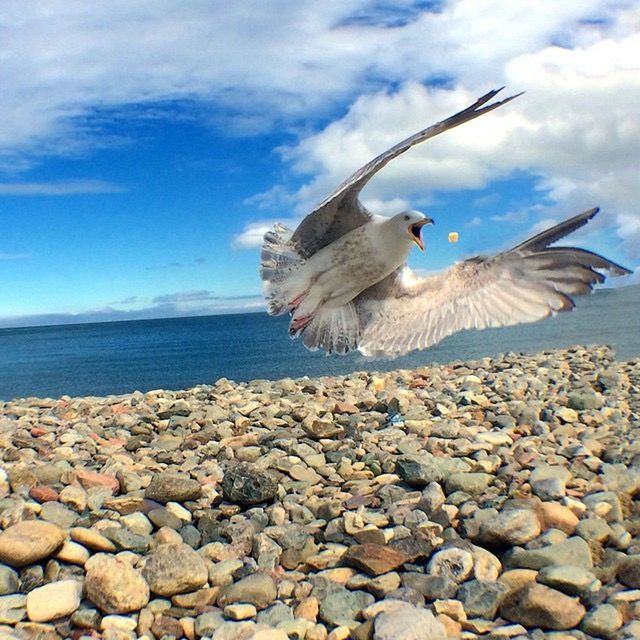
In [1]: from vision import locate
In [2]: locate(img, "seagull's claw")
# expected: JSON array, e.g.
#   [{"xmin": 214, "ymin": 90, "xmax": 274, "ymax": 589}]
[
  {"xmin": 288, "ymin": 290, "xmax": 309, "ymax": 310},
  {"xmin": 289, "ymin": 314, "xmax": 313, "ymax": 335}
]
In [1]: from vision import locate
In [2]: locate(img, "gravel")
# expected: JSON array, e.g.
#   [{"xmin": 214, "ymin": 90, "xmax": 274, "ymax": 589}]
[{"xmin": 0, "ymin": 344, "xmax": 638, "ymax": 639}]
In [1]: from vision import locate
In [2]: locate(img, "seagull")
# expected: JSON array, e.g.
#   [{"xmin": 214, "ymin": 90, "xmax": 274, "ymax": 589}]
[{"xmin": 260, "ymin": 88, "xmax": 631, "ymax": 356}]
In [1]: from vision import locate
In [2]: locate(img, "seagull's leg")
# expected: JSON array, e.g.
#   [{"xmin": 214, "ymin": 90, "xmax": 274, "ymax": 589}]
[
  {"xmin": 288, "ymin": 289, "xmax": 309, "ymax": 310},
  {"xmin": 289, "ymin": 313, "xmax": 314, "ymax": 334}
]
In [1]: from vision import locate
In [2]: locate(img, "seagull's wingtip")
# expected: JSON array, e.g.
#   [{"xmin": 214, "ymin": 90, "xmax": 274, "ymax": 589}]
[{"xmin": 499, "ymin": 90, "xmax": 525, "ymax": 105}]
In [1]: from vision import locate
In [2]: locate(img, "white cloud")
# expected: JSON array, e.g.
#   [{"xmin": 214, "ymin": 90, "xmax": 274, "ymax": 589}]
[
  {"xmin": 361, "ymin": 197, "xmax": 411, "ymax": 216},
  {"xmin": 264, "ymin": 6, "xmax": 640, "ymax": 263},
  {"xmin": 0, "ymin": 0, "xmax": 464, "ymax": 163},
  {"xmin": 1, "ymin": 1, "xmax": 631, "ymax": 163},
  {"xmin": 0, "ymin": 0, "xmax": 638, "ymax": 269},
  {"xmin": 0, "ymin": 180, "xmax": 124, "ymax": 195}
]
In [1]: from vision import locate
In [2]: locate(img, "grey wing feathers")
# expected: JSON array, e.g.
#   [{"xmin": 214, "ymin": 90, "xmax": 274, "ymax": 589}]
[
  {"xmin": 291, "ymin": 87, "xmax": 521, "ymax": 259},
  {"xmin": 330, "ymin": 87, "xmax": 522, "ymax": 204},
  {"xmin": 291, "ymin": 197, "xmax": 370, "ymax": 260},
  {"xmin": 510, "ymin": 207, "xmax": 599, "ymax": 252},
  {"xmin": 356, "ymin": 209, "xmax": 631, "ymax": 357}
]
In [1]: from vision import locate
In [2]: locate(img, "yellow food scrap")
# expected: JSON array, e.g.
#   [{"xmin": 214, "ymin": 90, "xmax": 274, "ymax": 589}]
[{"xmin": 448, "ymin": 231, "xmax": 459, "ymax": 243}]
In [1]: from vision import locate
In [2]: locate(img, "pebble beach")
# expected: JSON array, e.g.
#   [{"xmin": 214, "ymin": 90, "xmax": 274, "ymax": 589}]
[{"xmin": 1, "ymin": 345, "xmax": 640, "ymax": 640}]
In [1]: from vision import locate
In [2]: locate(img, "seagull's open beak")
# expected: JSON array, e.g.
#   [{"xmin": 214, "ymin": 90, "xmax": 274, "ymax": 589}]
[{"xmin": 409, "ymin": 217, "xmax": 434, "ymax": 251}]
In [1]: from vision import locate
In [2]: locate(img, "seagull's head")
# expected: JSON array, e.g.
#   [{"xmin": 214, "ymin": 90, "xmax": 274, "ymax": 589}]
[{"xmin": 393, "ymin": 210, "xmax": 434, "ymax": 251}]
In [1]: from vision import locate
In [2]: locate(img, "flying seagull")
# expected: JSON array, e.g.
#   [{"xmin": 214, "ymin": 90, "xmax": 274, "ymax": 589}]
[{"xmin": 260, "ymin": 88, "xmax": 631, "ymax": 356}]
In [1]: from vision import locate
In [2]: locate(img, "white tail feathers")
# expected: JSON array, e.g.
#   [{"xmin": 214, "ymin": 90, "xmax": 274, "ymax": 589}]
[
  {"xmin": 299, "ymin": 303, "xmax": 360, "ymax": 355},
  {"xmin": 261, "ymin": 223, "xmax": 306, "ymax": 315}
]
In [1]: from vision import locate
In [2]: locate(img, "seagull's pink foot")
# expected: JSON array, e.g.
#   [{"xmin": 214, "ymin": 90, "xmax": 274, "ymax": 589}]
[
  {"xmin": 289, "ymin": 313, "xmax": 313, "ymax": 335},
  {"xmin": 288, "ymin": 290, "xmax": 309, "ymax": 310}
]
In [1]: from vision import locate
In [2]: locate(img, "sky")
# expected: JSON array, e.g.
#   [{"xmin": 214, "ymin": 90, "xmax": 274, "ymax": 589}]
[{"xmin": 0, "ymin": 0, "xmax": 639, "ymax": 328}]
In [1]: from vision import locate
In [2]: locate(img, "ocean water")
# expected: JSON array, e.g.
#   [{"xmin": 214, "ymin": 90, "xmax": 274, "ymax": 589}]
[{"xmin": 1, "ymin": 286, "xmax": 638, "ymax": 401}]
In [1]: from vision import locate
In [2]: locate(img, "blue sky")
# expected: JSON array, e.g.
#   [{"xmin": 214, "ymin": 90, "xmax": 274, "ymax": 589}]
[{"xmin": 1, "ymin": 1, "xmax": 638, "ymax": 327}]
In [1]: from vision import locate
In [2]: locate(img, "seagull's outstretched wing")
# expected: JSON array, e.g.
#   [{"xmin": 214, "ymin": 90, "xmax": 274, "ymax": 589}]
[
  {"xmin": 356, "ymin": 208, "xmax": 631, "ymax": 357},
  {"xmin": 291, "ymin": 87, "xmax": 521, "ymax": 258}
]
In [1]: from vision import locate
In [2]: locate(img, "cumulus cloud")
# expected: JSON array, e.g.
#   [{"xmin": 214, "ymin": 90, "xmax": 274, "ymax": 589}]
[
  {"xmin": 1, "ymin": 0, "xmax": 638, "ymax": 269},
  {"xmin": 255, "ymin": 6, "xmax": 640, "ymax": 262},
  {"xmin": 2, "ymin": 1, "xmax": 629, "ymax": 162},
  {"xmin": 0, "ymin": 0, "xmax": 463, "ymax": 163}
]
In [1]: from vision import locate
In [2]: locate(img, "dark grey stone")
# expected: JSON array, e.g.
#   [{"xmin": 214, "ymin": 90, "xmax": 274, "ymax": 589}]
[
  {"xmin": 457, "ymin": 579, "xmax": 509, "ymax": 618},
  {"xmin": 400, "ymin": 573, "xmax": 457, "ymax": 601},
  {"xmin": 222, "ymin": 463, "xmax": 278, "ymax": 506},
  {"xmin": 395, "ymin": 456, "xmax": 443, "ymax": 487}
]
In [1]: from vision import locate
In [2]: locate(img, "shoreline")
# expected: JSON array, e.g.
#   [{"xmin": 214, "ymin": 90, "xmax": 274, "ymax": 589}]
[{"xmin": 1, "ymin": 345, "xmax": 639, "ymax": 639}]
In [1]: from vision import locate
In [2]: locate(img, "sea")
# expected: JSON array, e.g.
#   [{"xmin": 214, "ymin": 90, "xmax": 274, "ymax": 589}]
[{"xmin": 1, "ymin": 286, "xmax": 638, "ymax": 401}]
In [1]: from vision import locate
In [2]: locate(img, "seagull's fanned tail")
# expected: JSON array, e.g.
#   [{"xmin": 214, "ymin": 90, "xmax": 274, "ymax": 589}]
[{"xmin": 298, "ymin": 303, "xmax": 360, "ymax": 355}]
